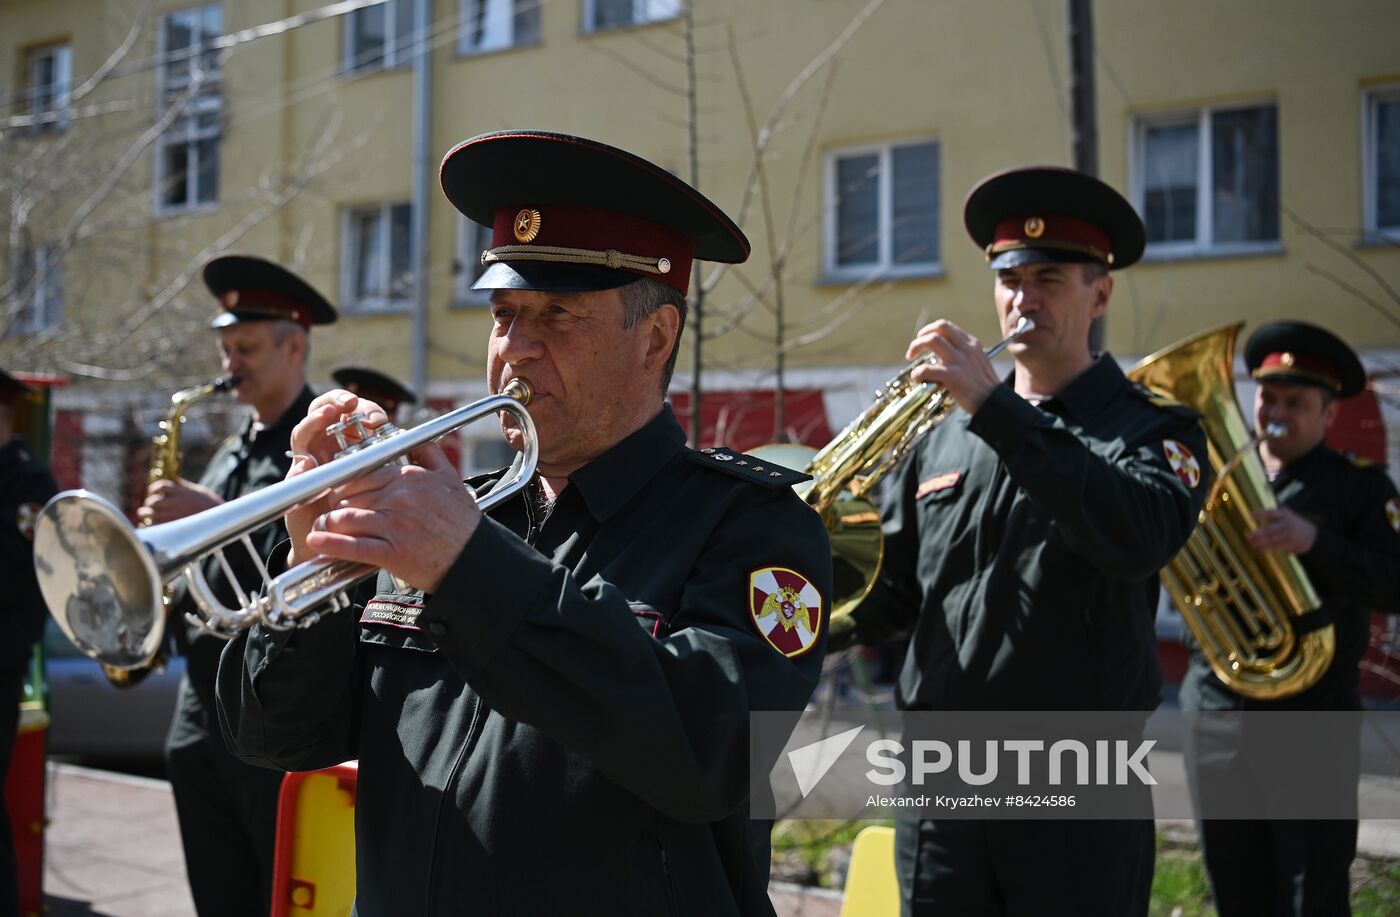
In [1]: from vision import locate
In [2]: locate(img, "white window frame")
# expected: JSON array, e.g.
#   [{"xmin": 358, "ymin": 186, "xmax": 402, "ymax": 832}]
[
  {"xmin": 582, "ymin": 0, "xmax": 680, "ymax": 33},
  {"xmin": 344, "ymin": 0, "xmax": 416, "ymax": 74},
  {"xmin": 26, "ymin": 42, "xmax": 72, "ymax": 133},
  {"xmin": 341, "ymin": 202, "xmax": 415, "ymax": 312},
  {"xmin": 1130, "ymin": 101, "xmax": 1280, "ymax": 260},
  {"xmin": 14, "ymin": 243, "xmax": 63, "ymax": 335},
  {"xmin": 458, "ymin": 0, "xmax": 540, "ymax": 55},
  {"xmin": 1363, "ymin": 85, "xmax": 1400, "ymax": 241},
  {"xmin": 454, "ymin": 214, "xmax": 493, "ymax": 304},
  {"xmin": 154, "ymin": 4, "xmax": 223, "ymax": 214},
  {"xmin": 822, "ymin": 137, "xmax": 942, "ymax": 282}
]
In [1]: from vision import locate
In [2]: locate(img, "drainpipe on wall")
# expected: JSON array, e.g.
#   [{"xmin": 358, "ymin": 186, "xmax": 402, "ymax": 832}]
[{"xmin": 409, "ymin": 0, "xmax": 432, "ymax": 399}]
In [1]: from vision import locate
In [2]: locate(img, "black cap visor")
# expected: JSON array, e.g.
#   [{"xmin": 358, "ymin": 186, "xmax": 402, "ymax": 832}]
[
  {"xmin": 988, "ymin": 247, "xmax": 1101, "ymax": 270},
  {"xmin": 473, "ymin": 261, "xmax": 641, "ymax": 294}
]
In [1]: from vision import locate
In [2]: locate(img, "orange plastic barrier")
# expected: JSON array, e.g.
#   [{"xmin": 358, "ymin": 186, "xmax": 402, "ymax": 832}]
[{"xmin": 270, "ymin": 761, "xmax": 358, "ymax": 917}]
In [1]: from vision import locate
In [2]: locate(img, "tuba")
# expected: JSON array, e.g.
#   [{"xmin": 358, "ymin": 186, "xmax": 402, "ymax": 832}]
[
  {"xmin": 1127, "ymin": 323, "xmax": 1332, "ymax": 699},
  {"xmin": 100, "ymin": 376, "xmax": 235, "ymax": 688},
  {"xmin": 35, "ymin": 380, "xmax": 536, "ymax": 674},
  {"xmin": 756, "ymin": 317, "xmax": 1034, "ymax": 620}
]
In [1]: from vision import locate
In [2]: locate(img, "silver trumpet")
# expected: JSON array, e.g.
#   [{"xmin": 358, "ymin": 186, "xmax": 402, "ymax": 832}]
[{"xmin": 34, "ymin": 379, "xmax": 537, "ymax": 672}]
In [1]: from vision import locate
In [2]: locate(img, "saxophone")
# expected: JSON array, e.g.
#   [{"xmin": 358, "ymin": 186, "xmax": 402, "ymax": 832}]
[{"xmin": 101, "ymin": 376, "xmax": 235, "ymax": 688}]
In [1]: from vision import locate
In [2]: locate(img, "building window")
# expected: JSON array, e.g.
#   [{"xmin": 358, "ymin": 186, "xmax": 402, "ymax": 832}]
[
  {"xmin": 455, "ymin": 216, "xmax": 492, "ymax": 303},
  {"xmin": 13, "ymin": 244, "xmax": 63, "ymax": 335},
  {"xmin": 1365, "ymin": 86, "xmax": 1400, "ymax": 240},
  {"xmin": 343, "ymin": 203, "xmax": 414, "ymax": 310},
  {"xmin": 583, "ymin": 0, "xmax": 679, "ymax": 33},
  {"xmin": 26, "ymin": 43, "xmax": 72, "ymax": 133},
  {"xmin": 459, "ymin": 0, "xmax": 540, "ymax": 54},
  {"xmin": 345, "ymin": 0, "xmax": 417, "ymax": 73},
  {"xmin": 1133, "ymin": 103, "xmax": 1279, "ymax": 257},
  {"xmin": 823, "ymin": 139, "xmax": 940, "ymax": 279},
  {"xmin": 156, "ymin": 5, "xmax": 222, "ymax": 212}
]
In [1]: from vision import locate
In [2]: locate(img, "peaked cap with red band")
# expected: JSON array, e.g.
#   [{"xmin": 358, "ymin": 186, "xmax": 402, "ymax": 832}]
[
  {"xmin": 331, "ymin": 366, "xmax": 417, "ymax": 415},
  {"xmin": 439, "ymin": 130, "xmax": 750, "ymax": 295},
  {"xmin": 204, "ymin": 254, "xmax": 338, "ymax": 330},
  {"xmin": 1245, "ymin": 319, "xmax": 1366, "ymax": 399},
  {"xmin": 0, "ymin": 368, "xmax": 34, "ymax": 408},
  {"xmin": 964, "ymin": 166, "xmax": 1145, "ymax": 271}
]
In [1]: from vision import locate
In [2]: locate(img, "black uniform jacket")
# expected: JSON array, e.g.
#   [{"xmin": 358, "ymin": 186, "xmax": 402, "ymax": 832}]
[
  {"xmin": 844, "ymin": 355, "xmax": 1209, "ymax": 711},
  {"xmin": 176, "ymin": 387, "xmax": 314, "ymax": 698},
  {"xmin": 1, "ymin": 438, "xmax": 58, "ymax": 674},
  {"xmin": 1182, "ymin": 444, "xmax": 1400, "ymax": 711},
  {"xmin": 217, "ymin": 405, "xmax": 832, "ymax": 916}
]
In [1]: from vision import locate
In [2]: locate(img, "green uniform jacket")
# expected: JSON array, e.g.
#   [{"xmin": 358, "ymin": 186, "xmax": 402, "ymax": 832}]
[
  {"xmin": 0, "ymin": 438, "xmax": 58, "ymax": 674},
  {"xmin": 1182, "ymin": 443, "xmax": 1400, "ymax": 711},
  {"xmin": 838, "ymin": 356, "xmax": 1209, "ymax": 711},
  {"xmin": 216, "ymin": 405, "xmax": 832, "ymax": 916}
]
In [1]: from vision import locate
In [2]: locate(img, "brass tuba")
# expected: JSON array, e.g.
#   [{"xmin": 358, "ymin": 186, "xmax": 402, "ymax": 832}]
[
  {"xmin": 1127, "ymin": 323, "xmax": 1332, "ymax": 699},
  {"xmin": 756, "ymin": 318, "xmax": 1034, "ymax": 620},
  {"xmin": 100, "ymin": 376, "xmax": 236, "ymax": 688}
]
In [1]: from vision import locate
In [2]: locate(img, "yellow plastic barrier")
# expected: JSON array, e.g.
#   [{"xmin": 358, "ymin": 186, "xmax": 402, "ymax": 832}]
[
  {"xmin": 839, "ymin": 825, "xmax": 898, "ymax": 917},
  {"xmin": 270, "ymin": 762, "xmax": 358, "ymax": 916}
]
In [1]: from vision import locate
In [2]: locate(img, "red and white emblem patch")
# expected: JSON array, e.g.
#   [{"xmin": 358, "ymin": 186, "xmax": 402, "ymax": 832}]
[
  {"xmin": 1386, "ymin": 498, "xmax": 1400, "ymax": 535},
  {"xmin": 1163, "ymin": 439, "xmax": 1201, "ymax": 489},
  {"xmin": 750, "ymin": 567, "xmax": 822, "ymax": 658},
  {"xmin": 16, "ymin": 502, "xmax": 40, "ymax": 541}
]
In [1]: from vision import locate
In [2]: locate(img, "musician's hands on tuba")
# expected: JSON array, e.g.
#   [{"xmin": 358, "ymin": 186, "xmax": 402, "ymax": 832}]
[{"xmin": 284, "ymin": 389, "xmax": 483, "ymax": 593}]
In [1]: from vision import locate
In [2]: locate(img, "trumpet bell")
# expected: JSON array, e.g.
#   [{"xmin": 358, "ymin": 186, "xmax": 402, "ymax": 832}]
[{"xmin": 35, "ymin": 491, "xmax": 165, "ymax": 670}]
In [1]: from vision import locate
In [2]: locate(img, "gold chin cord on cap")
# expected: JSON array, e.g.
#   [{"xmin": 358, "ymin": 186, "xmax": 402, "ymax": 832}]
[{"xmin": 482, "ymin": 245, "xmax": 673, "ymax": 275}]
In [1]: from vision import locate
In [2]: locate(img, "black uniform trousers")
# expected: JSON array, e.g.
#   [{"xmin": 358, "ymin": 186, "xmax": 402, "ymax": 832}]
[
  {"xmin": 896, "ymin": 815, "xmax": 1153, "ymax": 916},
  {"xmin": 1197, "ymin": 819, "xmax": 1355, "ymax": 917},
  {"xmin": 165, "ymin": 671, "xmax": 285, "ymax": 917}
]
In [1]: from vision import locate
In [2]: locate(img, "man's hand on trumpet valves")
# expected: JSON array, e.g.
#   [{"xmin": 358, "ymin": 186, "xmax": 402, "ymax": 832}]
[
  {"xmin": 284, "ymin": 389, "xmax": 483, "ymax": 593},
  {"xmin": 906, "ymin": 319, "xmax": 1003, "ymax": 415}
]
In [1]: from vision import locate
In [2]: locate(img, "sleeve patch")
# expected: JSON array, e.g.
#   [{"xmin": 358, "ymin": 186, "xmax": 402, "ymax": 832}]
[
  {"xmin": 749, "ymin": 566, "xmax": 823, "ymax": 658},
  {"xmin": 688, "ymin": 447, "xmax": 811, "ymax": 488},
  {"xmin": 1387, "ymin": 498, "xmax": 1400, "ymax": 535},
  {"xmin": 16, "ymin": 502, "xmax": 40, "ymax": 540},
  {"xmin": 1163, "ymin": 439, "xmax": 1202, "ymax": 489}
]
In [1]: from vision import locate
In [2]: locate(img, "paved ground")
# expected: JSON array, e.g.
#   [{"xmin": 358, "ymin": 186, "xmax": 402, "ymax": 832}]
[
  {"xmin": 39, "ymin": 762, "xmax": 1400, "ymax": 916},
  {"xmin": 39, "ymin": 763, "xmax": 842, "ymax": 917}
]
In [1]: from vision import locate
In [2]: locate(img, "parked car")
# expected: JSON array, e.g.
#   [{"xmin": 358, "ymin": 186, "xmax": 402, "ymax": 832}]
[{"xmin": 42, "ymin": 617, "xmax": 182, "ymax": 760}]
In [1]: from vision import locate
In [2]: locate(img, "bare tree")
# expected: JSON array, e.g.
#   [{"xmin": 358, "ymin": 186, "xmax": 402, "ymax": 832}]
[{"xmin": 0, "ymin": 0, "xmax": 370, "ymax": 386}]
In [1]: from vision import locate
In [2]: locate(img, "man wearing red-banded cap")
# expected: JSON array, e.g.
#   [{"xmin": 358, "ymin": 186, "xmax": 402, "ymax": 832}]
[
  {"xmin": 830, "ymin": 167, "xmax": 1210, "ymax": 916},
  {"xmin": 1182, "ymin": 320, "xmax": 1400, "ymax": 916},
  {"xmin": 217, "ymin": 132, "xmax": 831, "ymax": 915},
  {"xmin": 145, "ymin": 254, "xmax": 334, "ymax": 917}
]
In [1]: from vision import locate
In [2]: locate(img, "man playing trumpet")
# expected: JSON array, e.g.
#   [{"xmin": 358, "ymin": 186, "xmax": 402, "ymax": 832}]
[{"xmin": 217, "ymin": 131, "xmax": 831, "ymax": 914}]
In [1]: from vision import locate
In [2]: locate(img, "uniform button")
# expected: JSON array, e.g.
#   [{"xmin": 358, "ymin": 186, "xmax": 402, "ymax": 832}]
[{"xmin": 427, "ymin": 621, "xmax": 448, "ymax": 637}]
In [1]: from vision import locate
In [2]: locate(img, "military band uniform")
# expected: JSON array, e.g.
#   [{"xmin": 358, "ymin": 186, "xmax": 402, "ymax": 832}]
[
  {"xmin": 217, "ymin": 405, "xmax": 831, "ymax": 914},
  {"xmin": 829, "ymin": 166, "xmax": 1210, "ymax": 916},
  {"xmin": 0, "ymin": 434, "xmax": 57, "ymax": 914},
  {"xmin": 1182, "ymin": 444, "xmax": 1400, "ymax": 915},
  {"xmin": 841, "ymin": 356, "xmax": 1208, "ymax": 913},
  {"xmin": 165, "ymin": 385, "xmax": 314, "ymax": 917}
]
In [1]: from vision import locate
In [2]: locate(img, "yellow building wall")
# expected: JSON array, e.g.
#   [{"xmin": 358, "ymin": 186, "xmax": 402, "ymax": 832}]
[{"xmin": 3, "ymin": 0, "xmax": 1398, "ymax": 393}]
